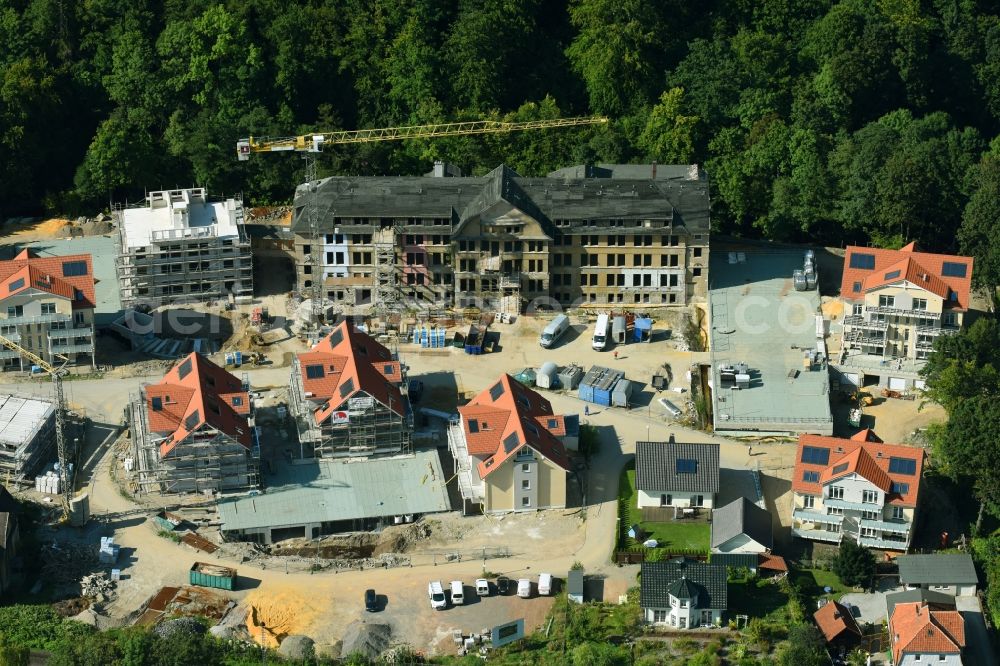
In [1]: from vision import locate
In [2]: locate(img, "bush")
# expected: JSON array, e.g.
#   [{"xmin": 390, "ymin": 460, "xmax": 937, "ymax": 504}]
[{"xmin": 832, "ymin": 541, "xmax": 876, "ymax": 589}]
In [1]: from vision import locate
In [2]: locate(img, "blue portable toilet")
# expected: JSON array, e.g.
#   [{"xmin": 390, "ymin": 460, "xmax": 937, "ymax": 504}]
[{"xmin": 234, "ymin": 351, "xmax": 243, "ymax": 367}]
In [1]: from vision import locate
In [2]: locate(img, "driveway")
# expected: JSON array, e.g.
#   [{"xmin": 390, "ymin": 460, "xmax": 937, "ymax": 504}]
[
  {"xmin": 840, "ymin": 578, "xmax": 903, "ymax": 625},
  {"xmin": 956, "ymin": 596, "xmax": 997, "ymax": 666}
]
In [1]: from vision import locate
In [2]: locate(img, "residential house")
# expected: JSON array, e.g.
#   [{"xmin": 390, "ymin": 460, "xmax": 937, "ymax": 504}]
[
  {"xmin": 896, "ymin": 554, "xmax": 978, "ymax": 597},
  {"xmin": 635, "ymin": 437, "xmax": 719, "ymax": 515},
  {"xmin": 288, "ymin": 321, "xmax": 412, "ymax": 458},
  {"xmin": 791, "ymin": 430, "xmax": 924, "ymax": 550},
  {"xmin": 128, "ymin": 353, "xmax": 258, "ymax": 494},
  {"xmin": 837, "ymin": 242, "xmax": 973, "ymax": 390},
  {"xmin": 886, "ymin": 589, "xmax": 957, "ymax": 620},
  {"xmin": 889, "ymin": 601, "xmax": 966, "ymax": 665},
  {"xmin": 640, "ymin": 558, "xmax": 727, "ymax": 628},
  {"xmin": 447, "ymin": 374, "xmax": 573, "ymax": 514},
  {"xmin": 813, "ymin": 600, "xmax": 862, "ymax": 651},
  {"xmin": 0, "ymin": 485, "xmax": 19, "ymax": 595},
  {"xmin": 711, "ymin": 497, "xmax": 773, "ymax": 554},
  {"xmin": 291, "ymin": 163, "xmax": 710, "ymax": 312},
  {"xmin": 0, "ymin": 249, "xmax": 96, "ymax": 369}
]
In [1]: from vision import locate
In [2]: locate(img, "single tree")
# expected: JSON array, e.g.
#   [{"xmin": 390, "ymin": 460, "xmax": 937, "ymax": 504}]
[{"xmin": 833, "ymin": 540, "xmax": 876, "ymax": 588}]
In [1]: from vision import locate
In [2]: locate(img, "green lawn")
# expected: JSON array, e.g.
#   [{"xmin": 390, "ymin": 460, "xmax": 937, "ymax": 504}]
[
  {"xmin": 728, "ymin": 580, "xmax": 791, "ymax": 622},
  {"xmin": 791, "ymin": 567, "xmax": 849, "ymax": 599},
  {"xmin": 618, "ymin": 466, "xmax": 711, "ymax": 553}
]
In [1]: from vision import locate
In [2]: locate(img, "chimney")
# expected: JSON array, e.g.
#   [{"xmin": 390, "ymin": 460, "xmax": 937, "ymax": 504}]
[
  {"xmin": 668, "ymin": 434, "xmax": 676, "ymax": 445},
  {"xmin": 651, "ymin": 161, "xmax": 657, "ymax": 180}
]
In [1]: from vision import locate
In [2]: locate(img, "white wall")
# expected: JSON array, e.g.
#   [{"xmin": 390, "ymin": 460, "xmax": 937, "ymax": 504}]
[
  {"xmin": 825, "ymin": 473, "xmax": 882, "ymax": 506},
  {"xmin": 638, "ymin": 489, "xmax": 715, "ymax": 509},
  {"xmin": 899, "ymin": 653, "xmax": 962, "ymax": 666},
  {"xmin": 713, "ymin": 533, "xmax": 767, "ymax": 555}
]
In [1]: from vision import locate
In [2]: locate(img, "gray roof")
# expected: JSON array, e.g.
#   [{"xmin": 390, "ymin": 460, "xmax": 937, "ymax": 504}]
[
  {"xmin": 896, "ymin": 554, "xmax": 978, "ymax": 586},
  {"xmin": 217, "ymin": 451, "xmax": 450, "ymax": 532},
  {"xmin": 641, "ymin": 558, "xmax": 727, "ymax": 610},
  {"xmin": 885, "ymin": 589, "xmax": 956, "ymax": 619},
  {"xmin": 711, "ymin": 498, "xmax": 773, "ymax": 550},
  {"xmin": 568, "ymin": 569, "xmax": 584, "ymax": 595},
  {"xmin": 635, "ymin": 439, "xmax": 720, "ymax": 494},
  {"xmin": 710, "ymin": 553, "xmax": 759, "ymax": 571},
  {"xmin": 547, "ymin": 163, "xmax": 702, "ymax": 181},
  {"xmin": 292, "ymin": 163, "xmax": 710, "ymax": 234}
]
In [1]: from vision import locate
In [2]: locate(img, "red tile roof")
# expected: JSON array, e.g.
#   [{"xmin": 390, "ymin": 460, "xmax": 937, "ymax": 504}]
[
  {"xmin": 144, "ymin": 353, "xmax": 252, "ymax": 457},
  {"xmin": 792, "ymin": 433, "xmax": 924, "ymax": 506},
  {"xmin": 458, "ymin": 374, "xmax": 572, "ymax": 479},
  {"xmin": 814, "ymin": 601, "xmax": 862, "ymax": 643},
  {"xmin": 758, "ymin": 553, "xmax": 788, "ymax": 572},
  {"xmin": 0, "ymin": 249, "xmax": 96, "ymax": 310},
  {"xmin": 841, "ymin": 244, "xmax": 973, "ymax": 311},
  {"xmin": 891, "ymin": 602, "xmax": 965, "ymax": 663},
  {"xmin": 297, "ymin": 321, "xmax": 404, "ymax": 425}
]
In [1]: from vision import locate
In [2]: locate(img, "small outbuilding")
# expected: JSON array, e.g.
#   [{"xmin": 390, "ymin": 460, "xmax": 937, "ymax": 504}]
[
  {"xmin": 568, "ymin": 569, "xmax": 584, "ymax": 604},
  {"xmin": 813, "ymin": 600, "xmax": 862, "ymax": 650}
]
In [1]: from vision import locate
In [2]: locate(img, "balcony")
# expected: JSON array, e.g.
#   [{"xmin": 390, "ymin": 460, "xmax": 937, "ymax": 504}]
[
  {"xmin": 50, "ymin": 342, "xmax": 94, "ymax": 355},
  {"xmin": 1, "ymin": 312, "xmax": 71, "ymax": 326},
  {"xmin": 0, "ymin": 331, "xmax": 20, "ymax": 343},
  {"xmin": 793, "ymin": 509, "xmax": 844, "ymax": 525},
  {"xmin": 0, "ymin": 349, "xmax": 21, "ymax": 360},
  {"xmin": 843, "ymin": 329, "xmax": 886, "ymax": 346},
  {"xmin": 792, "ymin": 527, "xmax": 842, "ymax": 543},
  {"xmin": 914, "ymin": 324, "xmax": 960, "ymax": 336},
  {"xmin": 843, "ymin": 315, "xmax": 888, "ymax": 331},
  {"xmin": 859, "ymin": 535, "xmax": 908, "ymax": 550},
  {"xmin": 446, "ymin": 422, "xmax": 484, "ymax": 504},
  {"xmin": 47, "ymin": 326, "xmax": 93, "ymax": 341},
  {"xmin": 824, "ymin": 497, "xmax": 883, "ymax": 512},
  {"xmin": 860, "ymin": 518, "xmax": 911, "ymax": 534},
  {"xmin": 868, "ymin": 305, "xmax": 940, "ymax": 318}
]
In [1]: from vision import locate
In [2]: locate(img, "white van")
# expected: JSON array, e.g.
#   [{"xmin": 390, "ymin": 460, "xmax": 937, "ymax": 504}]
[
  {"xmin": 450, "ymin": 580, "xmax": 465, "ymax": 605},
  {"xmin": 517, "ymin": 578, "xmax": 532, "ymax": 598},
  {"xmin": 538, "ymin": 573, "xmax": 553, "ymax": 596},
  {"xmin": 539, "ymin": 315, "xmax": 570, "ymax": 348},
  {"xmin": 592, "ymin": 313, "xmax": 610, "ymax": 351},
  {"xmin": 428, "ymin": 581, "xmax": 447, "ymax": 610}
]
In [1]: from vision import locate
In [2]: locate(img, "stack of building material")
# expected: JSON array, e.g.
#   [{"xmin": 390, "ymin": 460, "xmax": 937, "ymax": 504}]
[
  {"xmin": 34, "ymin": 470, "xmax": 61, "ymax": 494},
  {"xmin": 99, "ymin": 536, "xmax": 120, "ymax": 564}
]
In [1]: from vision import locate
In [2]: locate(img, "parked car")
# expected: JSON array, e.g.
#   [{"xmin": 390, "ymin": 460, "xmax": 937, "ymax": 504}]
[
  {"xmin": 408, "ymin": 379, "xmax": 424, "ymax": 402},
  {"xmin": 538, "ymin": 573, "xmax": 553, "ymax": 596},
  {"xmin": 496, "ymin": 576, "xmax": 513, "ymax": 595},
  {"xmin": 475, "ymin": 579, "xmax": 490, "ymax": 597},
  {"xmin": 428, "ymin": 581, "xmax": 447, "ymax": 610},
  {"xmin": 365, "ymin": 588, "xmax": 378, "ymax": 612},
  {"xmin": 517, "ymin": 579, "xmax": 532, "ymax": 598},
  {"xmin": 450, "ymin": 580, "xmax": 465, "ymax": 605}
]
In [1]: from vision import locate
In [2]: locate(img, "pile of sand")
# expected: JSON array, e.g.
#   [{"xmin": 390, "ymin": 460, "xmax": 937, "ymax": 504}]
[{"xmin": 244, "ymin": 588, "xmax": 321, "ymax": 649}]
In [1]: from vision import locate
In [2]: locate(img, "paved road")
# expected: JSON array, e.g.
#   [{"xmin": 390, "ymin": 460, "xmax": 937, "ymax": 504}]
[{"xmin": 956, "ymin": 595, "xmax": 997, "ymax": 666}]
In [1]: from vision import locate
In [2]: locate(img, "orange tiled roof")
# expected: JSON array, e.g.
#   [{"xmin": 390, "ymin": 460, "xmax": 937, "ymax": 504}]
[
  {"xmin": 891, "ymin": 602, "xmax": 965, "ymax": 662},
  {"xmin": 537, "ymin": 414, "xmax": 568, "ymax": 438},
  {"xmin": 841, "ymin": 244, "xmax": 973, "ymax": 311},
  {"xmin": 0, "ymin": 249, "xmax": 96, "ymax": 310},
  {"xmin": 144, "ymin": 352, "xmax": 252, "ymax": 456},
  {"xmin": 792, "ymin": 433, "xmax": 924, "ymax": 506},
  {"xmin": 814, "ymin": 601, "xmax": 862, "ymax": 643},
  {"xmin": 758, "ymin": 553, "xmax": 788, "ymax": 572},
  {"xmin": 296, "ymin": 321, "xmax": 404, "ymax": 425},
  {"xmin": 457, "ymin": 374, "xmax": 571, "ymax": 478}
]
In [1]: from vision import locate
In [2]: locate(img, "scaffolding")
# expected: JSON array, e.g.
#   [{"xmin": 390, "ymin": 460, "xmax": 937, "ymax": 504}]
[
  {"xmin": 0, "ymin": 395, "xmax": 56, "ymax": 483},
  {"xmin": 373, "ymin": 226, "xmax": 400, "ymax": 317},
  {"xmin": 127, "ymin": 389, "xmax": 259, "ymax": 495}
]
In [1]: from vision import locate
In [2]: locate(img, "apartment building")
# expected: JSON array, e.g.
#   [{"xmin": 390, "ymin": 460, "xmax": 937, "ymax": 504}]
[
  {"xmin": 791, "ymin": 430, "xmax": 924, "ymax": 550},
  {"xmin": 128, "ymin": 352, "xmax": 258, "ymax": 494},
  {"xmin": 0, "ymin": 250, "xmax": 96, "ymax": 369},
  {"xmin": 287, "ymin": 320, "xmax": 412, "ymax": 458},
  {"xmin": 115, "ymin": 188, "xmax": 253, "ymax": 308},
  {"xmin": 447, "ymin": 374, "xmax": 573, "ymax": 514},
  {"xmin": 836, "ymin": 242, "xmax": 973, "ymax": 390},
  {"xmin": 290, "ymin": 163, "xmax": 709, "ymax": 313}
]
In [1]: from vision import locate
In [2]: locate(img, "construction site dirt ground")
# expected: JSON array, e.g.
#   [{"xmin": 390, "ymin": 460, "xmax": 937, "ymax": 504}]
[{"xmin": 0, "ymin": 312, "xmax": 938, "ymax": 655}]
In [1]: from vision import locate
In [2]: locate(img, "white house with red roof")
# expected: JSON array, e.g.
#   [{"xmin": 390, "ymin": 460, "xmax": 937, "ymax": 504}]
[
  {"xmin": 0, "ymin": 249, "xmax": 96, "ymax": 369},
  {"xmin": 889, "ymin": 600, "xmax": 966, "ymax": 665},
  {"xmin": 790, "ymin": 430, "xmax": 924, "ymax": 550},
  {"xmin": 447, "ymin": 374, "xmax": 574, "ymax": 513},
  {"xmin": 837, "ymin": 242, "xmax": 973, "ymax": 390},
  {"xmin": 129, "ymin": 352, "xmax": 258, "ymax": 494},
  {"xmin": 288, "ymin": 321, "xmax": 411, "ymax": 458}
]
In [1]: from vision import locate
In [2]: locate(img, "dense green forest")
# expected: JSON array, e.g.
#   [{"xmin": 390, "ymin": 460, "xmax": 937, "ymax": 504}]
[{"xmin": 3, "ymin": 0, "xmax": 1000, "ymax": 272}]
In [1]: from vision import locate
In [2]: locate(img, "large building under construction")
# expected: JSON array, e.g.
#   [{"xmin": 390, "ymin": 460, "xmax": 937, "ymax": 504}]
[
  {"xmin": 128, "ymin": 352, "xmax": 259, "ymax": 494},
  {"xmin": 288, "ymin": 320, "xmax": 412, "ymax": 458},
  {"xmin": 290, "ymin": 163, "xmax": 710, "ymax": 312},
  {"xmin": 115, "ymin": 188, "xmax": 253, "ymax": 309},
  {"xmin": 0, "ymin": 395, "xmax": 55, "ymax": 483}
]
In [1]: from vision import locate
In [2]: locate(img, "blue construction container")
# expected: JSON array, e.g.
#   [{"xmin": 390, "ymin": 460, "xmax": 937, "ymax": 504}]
[
  {"xmin": 578, "ymin": 366, "xmax": 624, "ymax": 406},
  {"xmin": 634, "ymin": 318, "xmax": 653, "ymax": 342}
]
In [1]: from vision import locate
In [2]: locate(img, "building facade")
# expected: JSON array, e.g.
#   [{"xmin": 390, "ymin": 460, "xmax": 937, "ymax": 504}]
[
  {"xmin": 447, "ymin": 374, "xmax": 573, "ymax": 514},
  {"xmin": 116, "ymin": 188, "xmax": 253, "ymax": 308},
  {"xmin": 837, "ymin": 242, "xmax": 973, "ymax": 390},
  {"xmin": 288, "ymin": 321, "xmax": 412, "ymax": 458},
  {"xmin": 791, "ymin": 430, "xmax": 924, "ymax": 550},
  {"xmin": 128, "ymin": 353, "xmax": 258, "ymax": 494},
  {"xmin": 0, "ymin": 250, "xmax": 96, "ymax": 368},
  {"xmin": 291, "ymin": 163, "xmax": 709, "ymax": 313},
  {"xmin": 635, "ymin": 437, "xmax": 719, "ymax": 512}
]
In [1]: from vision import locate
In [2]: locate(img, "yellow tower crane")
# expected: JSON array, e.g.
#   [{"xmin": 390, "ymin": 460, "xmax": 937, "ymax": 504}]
[{"xmin": 0, "ymin": 334, "xmax": 72, "ymax": 517}]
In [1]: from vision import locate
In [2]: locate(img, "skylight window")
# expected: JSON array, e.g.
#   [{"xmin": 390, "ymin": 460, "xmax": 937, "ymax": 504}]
[
  {"xmin": 177, "ymin": 358, "xmax": 192, "ymax": 380},
  {"xmin": 503, "ymin": 432, "xmax": 520, "ymax": 453},
  {"xmin": 305, "ymin": 364, "xmax": 325, "ymax": 379},
  {"xmin": 383, "ymin": 364, "xmax": 394, "ymax": 374},
  {"xmin": 801, "ymin": 446, "xmax": 830, "ymax": 465},
  {"xmin": 231, "ymin": 396, "xmax": 243, "ymax": 407},
  {"xmin": 941, "ymin": 262, "xmax": 967, "ymax": 278},
  {"xmin": 852, "ymin": 281, "xmax": 862, "ymax": 293},
  {"xmin": 62, "ymin": 260, "xmax": 88, "ymax": 277},
  {"xmin": 547, "ymin": 418, "xmax": 558, "ymax": 428},
  {"xmin": 831, "ymin": 462, "xmax": 849, "ymax": 475},
  {"xmin": 849, "ymin": 253, "xmax": 876, "ymax": 270},
  {"xmin": 890, "ymin": 481, "xmax": 909, "ymax": 495},
  {"xmin": 884, "ymin": 270, "xmax": 901, "ymax": 280},
  {"xmin": 339, "ymin": 377, "xmax": 355, "ymax": 397},
  {"xmin": 184, "ymin": 410, "xmax": 200, "ymax": 431},
  {"xmin": 888, "ymin": 457, "xmax": 917, "ymax": 475},
  {"xmin": 676, "ymin": 459, "xmax": 697, "ymax": 474},
  {"xmin": 328, "ymin": 329, "xmax": 344, "ymax": 347},
  {"xmin": 8, "ymin": 278, "xmax": 24, "ymax": 292},
  {"xmin": 802, "ymin": 471, "xmax": 820, "ymax": 483},
  {"xmin": 489, "ymin": 381, "xmax": 505, "ymax": 401},
  {"xmin": 151, "ymin": 397, "xmax": 163, "ymax": 411},
  {"xmin": 468, "ymin": 419, "xmax": 479, "ymax": 433}
]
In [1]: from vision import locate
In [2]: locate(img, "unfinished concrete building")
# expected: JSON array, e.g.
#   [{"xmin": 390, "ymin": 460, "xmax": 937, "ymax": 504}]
[
  {"xmin": 115, "ymin": 188, "xmax": 253, "ymax": 308},
  {"xmin": 288, "ymin": 320, "xmax": 412, "ymax": 458},
  {"xmin": 0, "ymin": 396, "xmax": 55, "ymax": 483},
  {"xmin": 128, "ymin": 352, "xmax": 258, "ymax": 494},
  {"xmin": 290, "ymin": 163, "xmax": 709, "ymax": 313},
  {"xmin": 0, "ymin": 250, "xmax": 96, "ymax": 369}
]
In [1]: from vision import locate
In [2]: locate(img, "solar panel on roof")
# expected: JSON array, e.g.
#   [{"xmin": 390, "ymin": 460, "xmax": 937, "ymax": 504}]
[
  {"xmin": 888, "ymin": 457, "xmax": 916, "ymax": 475},
  {"xmin": 177, "ymin": 358, "xmax": 192, "ymax": 380},
  {"xmin": 849, "ymin": 253, "xmax": 876, "ymax": 269},
  {"xmin": 503, "ymin": 432, "xmax": 520, "ymax": 453},
  {"xmin": 489, "ymin": 382, "xmax": 505, "ymax": 401},
  {"xmin": 62, "ymin": 260, "xmax": 88, "ymax": 277},
  {"xmin": 184, "ymin": 410, "xmax": 200, "ymax": 431},
  {"xmin": 305, "ymin": 364, "xmax": 325, "ymax": 379},
  {"xmin": 801, "ymin": 446, "xmax": 830, "ymax": 465},
  {"xmin": 676, "ymin": 459, "xmax": 697, "ymax": 474},
  {"xmin": 328, "ymin": 329, "xmax": 344, "ymax": 346},
  {"xmin": 339, "ymin": 377, "xmax": 355, "ymax": 397},
  {"xmin": 941, "ymin": 261, "xmax": 967, "ymax": 278}
]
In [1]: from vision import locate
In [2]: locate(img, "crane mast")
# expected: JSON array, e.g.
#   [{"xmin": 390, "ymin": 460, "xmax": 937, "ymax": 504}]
[{"xmin": 0, "ymin": 334, "xmax": 71, "ymax": 516}]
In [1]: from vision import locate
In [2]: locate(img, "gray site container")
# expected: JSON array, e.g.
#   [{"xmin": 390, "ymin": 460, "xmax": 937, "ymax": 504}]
[
  {"xmin": 558, "ymin": 364, "xmax": 585, "ymax": 390},
  {"xmin": 536, "ymin": 362, "xmax": 560, "ymax": 389},
  {"xmin": 612, "ymin": 316, "xmax": 627, "ymax": 344},
  {"xmin": 611, "ymin": 379, "xmax": 633, "ymax": 407}
]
